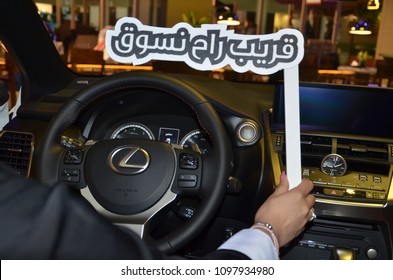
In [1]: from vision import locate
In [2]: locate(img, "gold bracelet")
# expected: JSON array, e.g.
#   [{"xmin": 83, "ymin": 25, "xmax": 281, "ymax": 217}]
[{"xmin": 252, "ymin": 222, "xmax": 280, "ymax": 253}]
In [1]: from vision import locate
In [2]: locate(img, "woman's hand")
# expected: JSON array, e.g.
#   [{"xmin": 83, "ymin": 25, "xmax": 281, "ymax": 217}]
[{"xmin": 254, "ymin": 172, "xmax": 315, "ymax": 247}]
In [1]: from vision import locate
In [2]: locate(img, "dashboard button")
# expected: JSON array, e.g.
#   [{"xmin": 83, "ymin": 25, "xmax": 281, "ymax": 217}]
[
  {"xmin": 359, "ymin": 175, "xmax": 368, "ymax": 182},
  {"xmin": 373, "ymin": 176, "xmax": 382, "ymax": 183},
  {"xmin": 323, "ymin": 188, "xmax": 344, "ymax": 197},
  {"xmin": 366, "ymin": 191, "xmax": 374, "ymax": 199}
]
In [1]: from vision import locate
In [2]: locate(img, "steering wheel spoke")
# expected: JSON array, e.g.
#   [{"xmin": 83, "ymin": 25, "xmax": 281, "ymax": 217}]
[{"xmin": 80, "ymin": 182, "xmax": 178, "ymax": 239}]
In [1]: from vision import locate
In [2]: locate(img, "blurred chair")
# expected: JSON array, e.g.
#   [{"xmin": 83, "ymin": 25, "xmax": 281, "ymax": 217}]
[
  {"xmin": 68, "ymin": 34, "xmax": 104, "ymax": 75},
  {"xmin": 376, "ymin": 56, "xmax": 393, "ymax": 87},
  {"xmin": 55, "ymin": 21, "xmax": 97, "ymax": 60},
  {"xmin": 71, "ymin": 34, "xmax": 98, "ymax": 50},
  {"xmin": 299, "ymin": 52, "xmax": 318, "ymax": 82},
  {"xmin": 306, "ymin": 39, "xmax": 339, "ymax": 70}
]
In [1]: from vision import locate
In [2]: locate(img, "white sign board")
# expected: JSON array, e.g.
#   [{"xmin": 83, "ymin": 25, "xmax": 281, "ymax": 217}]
[{"xmin": 106, "ymin": 17, "xmax": 304, "ymax": 188}]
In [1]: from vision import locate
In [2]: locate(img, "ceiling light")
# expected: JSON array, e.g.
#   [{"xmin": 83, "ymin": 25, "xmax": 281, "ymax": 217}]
[
  {"xmin": 349, "ymin": 20, "xmax": 372, "ymax": 35},
  {"xmin": 367, "ymin": 0, "xmax": 380, "ymax": 10},
  {"xmin": 217, "ymin": 12, "xmax": 240, "ymax": 26}
]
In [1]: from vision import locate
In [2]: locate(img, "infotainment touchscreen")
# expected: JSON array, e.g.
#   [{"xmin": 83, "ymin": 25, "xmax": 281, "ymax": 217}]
[{"xmin": 271, "ymin": 82, "xmax": 393, "ymax": 139}]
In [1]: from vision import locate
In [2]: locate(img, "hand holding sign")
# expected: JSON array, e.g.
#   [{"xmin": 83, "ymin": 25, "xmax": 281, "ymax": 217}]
[{"xmin": 106, "ymin": 17, "xmax": 304, "ymax": 188}]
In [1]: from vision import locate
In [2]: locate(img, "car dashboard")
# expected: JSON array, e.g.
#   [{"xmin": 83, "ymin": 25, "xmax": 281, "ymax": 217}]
[
  {"xmin": 1, "ymin": 74, "xmax": 275, "ymax": 256},
  {"xmin": 2, "ymin": 0, "xmax": 393, "ymax": 261},
  {"xmin": 1, "ymin": 74, "xmax": 393, "ymax": 259}
]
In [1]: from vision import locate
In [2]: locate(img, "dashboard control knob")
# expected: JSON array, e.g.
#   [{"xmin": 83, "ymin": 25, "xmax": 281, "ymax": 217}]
[
  {"xmin": 366, "ymin": 248, "xmax": 378, "ymax": 259},
  {"xmin": 227, "ymin": 176, "xmax": 242, "ymax": 193},
  {"xmin": 236, "ymin": 121, "xmax": 258, "ymax": 143}
]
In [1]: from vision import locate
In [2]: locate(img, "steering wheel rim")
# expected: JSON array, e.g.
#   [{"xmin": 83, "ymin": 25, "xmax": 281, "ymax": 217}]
[{"xmin": 36, "ymin": 71, "xmax": 232, "ymax": 254}]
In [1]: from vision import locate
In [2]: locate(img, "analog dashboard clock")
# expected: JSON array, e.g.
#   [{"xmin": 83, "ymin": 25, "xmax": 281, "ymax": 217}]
[{"xmin": 321, "ymin": 153, "xmax": 347, "ymax": 176}]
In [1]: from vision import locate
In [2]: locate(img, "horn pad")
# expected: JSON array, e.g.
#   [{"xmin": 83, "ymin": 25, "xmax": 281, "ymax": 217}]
[{"xmin": 84, "ymin": 139, "xmax": 176, "ymax": 215}]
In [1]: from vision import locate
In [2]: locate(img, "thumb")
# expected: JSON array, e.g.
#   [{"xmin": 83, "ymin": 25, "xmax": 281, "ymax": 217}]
[
  {"xmin": 296, "ymin": 179, "xmax": 314, "ymax": 196},
  {"xmin": 274, "ymin": 171, "xmax": 289, "ymax": 195}
]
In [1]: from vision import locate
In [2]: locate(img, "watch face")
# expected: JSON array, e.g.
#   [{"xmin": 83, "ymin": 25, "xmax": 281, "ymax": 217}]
[{"xmin": 321, "ymin": 154, "xmax": 347, "ymax": 176}]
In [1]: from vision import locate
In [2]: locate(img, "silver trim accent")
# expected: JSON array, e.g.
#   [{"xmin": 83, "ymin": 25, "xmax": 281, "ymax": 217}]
[
  {"xmin": 237, "ymin": 121, "xmax": 258, "ymax": 143},
  {"xmin": 81, "ymin": 186, "xmax": 177, "ymax": 238},
  {"xmin": 109, "ymin": 146, "xmax": 150, "ymax": 175}
]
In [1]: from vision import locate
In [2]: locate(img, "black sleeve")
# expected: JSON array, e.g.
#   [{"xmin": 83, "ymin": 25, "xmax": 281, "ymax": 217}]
[
  {"xmin": 0, "ymin": 166, "xmax": 165, "ymax": 260},
  {"xmin": 0, "ymin": 166, "xmax": 250, "ymax": 260}
]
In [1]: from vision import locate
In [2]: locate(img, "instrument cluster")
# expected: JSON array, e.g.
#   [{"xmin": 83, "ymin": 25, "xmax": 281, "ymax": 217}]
[{"xmin": 105, "ymin": 121, "xmax": 211, "ymax": 155}]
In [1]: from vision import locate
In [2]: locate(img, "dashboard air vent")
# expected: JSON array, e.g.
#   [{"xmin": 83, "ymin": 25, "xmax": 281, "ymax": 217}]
[
  {"xmin": 299, "ymin": 135, "xmax": 389, "ymax": 162},
  {"xmin": 336, "ymin": 138, "xmax": 388, "ymax": 161},
  {"xmin": 0, "ymin": 131, "xmax": 34, "ymax": 177},
  {"xmin": 301, "ymin": 135, "xmax": 332, "ymax": 156}
]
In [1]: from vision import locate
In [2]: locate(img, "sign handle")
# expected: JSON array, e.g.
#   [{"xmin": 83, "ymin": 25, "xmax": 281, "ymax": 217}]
[{"xmin": 284, "ymin": 66, "xmax": 302, "ymax": 189}]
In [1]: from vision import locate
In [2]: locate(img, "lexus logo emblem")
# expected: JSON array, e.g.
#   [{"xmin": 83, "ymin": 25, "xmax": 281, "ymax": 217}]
[{"xmin": 109, "ymin": 146, "xmax": 150, "ymax": 175}]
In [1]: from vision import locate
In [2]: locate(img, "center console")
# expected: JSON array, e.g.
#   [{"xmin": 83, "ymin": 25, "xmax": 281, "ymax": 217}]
[
  {"xmin": 272, "ymin": 132, "xmax": 392, "ymax": 205},
  {"xmin": 264, "ymin": 82, "xmax": 393, "ymax": 259}
]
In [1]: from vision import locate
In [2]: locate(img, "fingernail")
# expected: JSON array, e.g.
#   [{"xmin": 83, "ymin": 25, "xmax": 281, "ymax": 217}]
[{"xmin": 280, "ymin": 171, "xmax": 286, "ymax": 182}]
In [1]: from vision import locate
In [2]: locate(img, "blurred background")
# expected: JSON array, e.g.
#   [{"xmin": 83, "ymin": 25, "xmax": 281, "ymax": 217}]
[{"xmin": 2, "ymin": 0, "xmax": 393, "ymax": 87}]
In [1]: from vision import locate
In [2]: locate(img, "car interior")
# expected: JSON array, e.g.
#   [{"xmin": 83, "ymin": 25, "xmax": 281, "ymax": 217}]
[{"xmin": 1, "ymin": 0, "xmax": 393, "ymax": 260}]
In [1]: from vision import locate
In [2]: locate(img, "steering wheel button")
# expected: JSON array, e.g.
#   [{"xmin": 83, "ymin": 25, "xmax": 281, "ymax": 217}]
[
  {"xmin": 178, "ymin": 180, "xmax": 197, "ymax": 188},
  {"xmin": 61, "ymin": 169, "xmax": 80, "ymax": 183},
  {"xmin": 179, "ymin": 153, "xmax": 198, "ymax": 169},
  {"xmin": 64, "ymin": 149, "xmax": 84, "ymax": 164},
  {"xmin": 178, "ymin": 174, "xmax": 198, "ymax": 188},
  {"xmin": 62, "ymin": 169, "xmax": 80, "ymax": 176},
  {"xmin": 179, "ymin": 174, "xmax": 197, "ymax": 181}
]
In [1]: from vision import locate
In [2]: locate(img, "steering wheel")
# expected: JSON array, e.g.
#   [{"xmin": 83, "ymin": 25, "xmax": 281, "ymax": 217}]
[{"xmin": 36, "ymin": 71, "xmax": 232, "ymax": 254}]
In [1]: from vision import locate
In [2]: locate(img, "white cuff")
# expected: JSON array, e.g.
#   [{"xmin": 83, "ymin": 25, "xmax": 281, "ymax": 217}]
[{"xmin": 217, "ymin": 228, "xmax": 279, "ymax": 260}]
